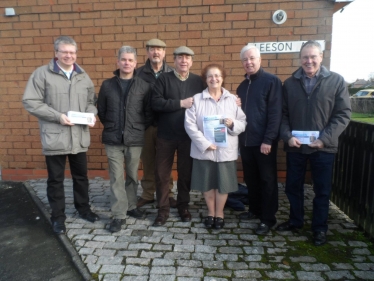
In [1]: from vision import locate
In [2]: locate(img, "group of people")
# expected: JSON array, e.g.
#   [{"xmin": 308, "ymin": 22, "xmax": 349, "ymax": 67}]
[{"xmin": 22, "ymin": 36, "xmax": 351, "ymax": 247}]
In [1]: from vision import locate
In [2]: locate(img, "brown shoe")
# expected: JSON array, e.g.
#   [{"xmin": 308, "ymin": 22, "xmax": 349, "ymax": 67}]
[
  {"xmin": 137, "ymin": 197, "xmax": 155, "ymax": 208},
  {"xmin": 179, "ymin": 209, "xmax": 191, "ymax": 222},
  {"xmin": 153, "ymin": 215, "xmax": 168, "ymax": 226},
  {"xmin": 169, "ymin": 197, "xmax": 177, "ymax": 208}
]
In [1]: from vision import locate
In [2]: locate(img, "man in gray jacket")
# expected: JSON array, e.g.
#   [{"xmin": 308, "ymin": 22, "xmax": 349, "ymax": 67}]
[
  {"xmin": 277, "ymin": 40, "xmax": 351, "ymax": 246},
  {"xmin": 23, "ymin": 36, "xmax": 99, "ymax": 235}
]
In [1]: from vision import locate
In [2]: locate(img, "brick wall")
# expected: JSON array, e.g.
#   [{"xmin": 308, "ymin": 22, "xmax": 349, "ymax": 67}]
[{"xmin": 0, "ymin": 0, "xmax": 335, "ymax": 181}]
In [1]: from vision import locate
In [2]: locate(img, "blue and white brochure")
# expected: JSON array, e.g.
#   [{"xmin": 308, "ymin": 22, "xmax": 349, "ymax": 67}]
[
  {"xmin": 203, "ymin": 115, "xmax": 228, "ymax": 147},
  {"xmin": 291, "ymin": 130, "xmax": 320, "ymax": 145}
]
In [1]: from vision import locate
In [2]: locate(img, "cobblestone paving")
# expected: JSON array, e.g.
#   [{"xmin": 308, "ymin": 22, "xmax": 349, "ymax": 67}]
[{"xmin": 27, "ymin": 178, "xmax": 374, "ymax": 281}]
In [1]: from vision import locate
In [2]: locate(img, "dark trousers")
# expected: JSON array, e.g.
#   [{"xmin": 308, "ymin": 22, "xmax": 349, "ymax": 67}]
[
  {"xmin": 240, "ymin": 143, "xmax": 279, "ymax": 226},
  {"xmin": 155, "ymin": 137, "xmax": 192, "ymax": 216},
  {"xmin": 285, "ymin": 151, "xmax": 335, "ymax": 232},
  {"xmin": 45, "ymin": 152, "xmax": 91, "ymax": 222}
]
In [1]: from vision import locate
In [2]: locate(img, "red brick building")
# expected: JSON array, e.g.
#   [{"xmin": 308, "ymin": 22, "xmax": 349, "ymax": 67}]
[{"xmin": 0, "ymin": 0, "xmax": 351, "ymax": 181}]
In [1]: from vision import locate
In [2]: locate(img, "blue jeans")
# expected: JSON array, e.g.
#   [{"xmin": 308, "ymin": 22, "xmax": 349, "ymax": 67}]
[{"xmin": 285, "ymin": 151, "xmax": 335, "ymax": 232}]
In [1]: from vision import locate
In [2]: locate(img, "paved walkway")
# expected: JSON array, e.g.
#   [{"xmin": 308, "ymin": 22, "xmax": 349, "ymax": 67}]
[{"xmin": 25, "ymin": 178, "xmax": 374, "ymax": 281}]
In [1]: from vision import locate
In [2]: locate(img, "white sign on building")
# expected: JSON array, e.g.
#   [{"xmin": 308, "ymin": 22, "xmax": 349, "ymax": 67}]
[{"xmin": 249, "ymin": 40, "xmax": 325, "ymax": 54}]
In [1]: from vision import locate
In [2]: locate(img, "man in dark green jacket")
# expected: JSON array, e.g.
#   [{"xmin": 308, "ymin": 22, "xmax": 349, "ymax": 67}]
[
  {"xmin": 277, "ymin": 40, "xmax": 351, "ymax": 246},
  {"xmin": 136, "ymin": 39, "xmax": 176, "ymax": 209}
]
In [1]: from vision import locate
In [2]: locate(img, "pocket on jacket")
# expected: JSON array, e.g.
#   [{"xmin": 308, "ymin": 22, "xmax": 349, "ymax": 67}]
[
  {"xmin": 104, "ymin": 122, "xmax": 115, "ymax": 130},
  {"xmin": 81, "ymin": 126, "xmax": 91, "ymax": 148},
  {"xmin": 132, "ymin": 122, "xmax": 145, "ymax": 131},
  {"xmin": 41, "ymin": 127, "xmax": 70, "ymax": 151}
]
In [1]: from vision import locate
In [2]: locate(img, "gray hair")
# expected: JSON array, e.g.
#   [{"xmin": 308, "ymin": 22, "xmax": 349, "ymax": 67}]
[
  {"xmin": 118, "ymin": 46, "xmax": 137, "ymax": 60},
  {"xmin": 300, "ymin": 40, "xmax": 323, "ymax": 56},
  {"xmin": 54, "ymin": 36, "xmax": 77, "ymax": 51},
  {"xmin": 240, "ymin": 44, "xmax": 260, "ymax": 60}
]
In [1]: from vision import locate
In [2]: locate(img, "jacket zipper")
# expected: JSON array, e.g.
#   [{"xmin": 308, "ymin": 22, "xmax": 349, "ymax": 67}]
[
  {"xmin": 244, "ymin": 78, "xmax": 251, "ymax": 146},
  {"xmin": 120, "ymin": 77, "xmax": 135, "ymax": 144}
]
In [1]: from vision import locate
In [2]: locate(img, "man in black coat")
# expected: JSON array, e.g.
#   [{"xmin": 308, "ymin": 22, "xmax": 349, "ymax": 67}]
[
  {"xmin": 97, "ymin": 46, "xmax": 152, "ymax": 233},
  {"xmin": 237, "ymin": 44, "xmax": 282, "ymax": 235},
  {"xmin": 136, "ymin": 39, "xmax": 176, "ymax": 209}
]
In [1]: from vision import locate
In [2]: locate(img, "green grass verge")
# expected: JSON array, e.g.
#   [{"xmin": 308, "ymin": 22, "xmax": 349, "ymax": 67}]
[{"xmin": 351, "ymin": 112, "xmax": 374, "ymax": 124}]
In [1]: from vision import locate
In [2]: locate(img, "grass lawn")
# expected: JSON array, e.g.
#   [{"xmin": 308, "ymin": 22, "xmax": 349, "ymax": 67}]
[{"xmin": 351, "ymin": 112, "xmax": 374, "ymax": 124}]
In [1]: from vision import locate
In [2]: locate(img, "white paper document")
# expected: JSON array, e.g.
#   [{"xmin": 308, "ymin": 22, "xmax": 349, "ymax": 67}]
[
  {"xmin": 67, "ymin": 111, "xmax": 95, "ymax": 125},
  {"xmin": 292, "ymin": 130, "xmax": 320, "ymax": 145},
  {"xmin": 203, "ymin": 115, "xmax": 228, "ymax": 147}
]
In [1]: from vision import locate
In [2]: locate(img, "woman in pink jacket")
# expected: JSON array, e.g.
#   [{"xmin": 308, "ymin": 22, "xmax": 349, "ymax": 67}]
[{"xmin": 185, "ymin": 64, "xmax": 246, "ymax": 229}]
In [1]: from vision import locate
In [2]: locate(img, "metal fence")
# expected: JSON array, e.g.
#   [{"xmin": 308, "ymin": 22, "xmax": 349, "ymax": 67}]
[
  {"xmin": 331, "ymin": 121, "xmax": 374, "ymax": 238},
  {"xmin": 350, "ymin": 99, "xmax": 374, "ymax": 114}
]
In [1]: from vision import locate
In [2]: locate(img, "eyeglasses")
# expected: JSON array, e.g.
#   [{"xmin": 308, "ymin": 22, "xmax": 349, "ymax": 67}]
[
  {"xmin": 57, "ymin": 50, "xmax": 77, "ymax": 56},
  {"xmin": 241, "ymin": 57, "xmax": 259, "ymax": 62},
  {"xmin": 207, "ymin": 74, "xmax": 222, "ymax": 79}
]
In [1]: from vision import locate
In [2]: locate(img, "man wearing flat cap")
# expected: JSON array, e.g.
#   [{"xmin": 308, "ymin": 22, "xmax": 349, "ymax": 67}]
[
  {"xmin": 151, "ymin": 46, "xmax": 204, "ymax": 226},
  {"xmin": 136, "ymin": 39, "xmax": 176, "ymax": 209}
]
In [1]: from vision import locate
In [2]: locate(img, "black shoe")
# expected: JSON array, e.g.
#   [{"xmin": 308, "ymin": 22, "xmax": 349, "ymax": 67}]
[
  {"xmin": 127, "ymin": 208, "xmax": 145, "ymax": 219},
  {"xmin": 179, "ymin": 209, "xmax": 192, "ymax": 222},
  {"xmin": 313, "ymin": 231, "xmax": 327, "ymax": 246},
  {"xmin": 109, "ymin": 219, "xmax": 126, "ymax": 233},
  {"xmin": 153, "ymin": 215, "xmax": 168, "ymax": 226},
  {"xmin": 52, "ymin": 221, "xmax": 66, "ymax": 234},
  {"xmin": 255, "ymin": 223, "xmax": 270, "ymax": 235},
  {"xmin": 239, "ymin": 211, "xmax": 257, "ymax": 220},
  {"xmin": 276, "ymin": 221, "xmax": 302, "ymax": 232},
  {"xmin": 214, "ymin": 217, "xmax": 225, "ymax": 229},
  {"xmin": 204, "ymin": 216, "xmax": 215, "ymax": 228},
  {"xmin": 80, "ymin": 211, "xmax": 100, "ymax": 223}
]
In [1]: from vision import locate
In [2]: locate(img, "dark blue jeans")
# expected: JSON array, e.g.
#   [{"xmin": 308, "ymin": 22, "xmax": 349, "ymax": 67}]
[
  {"xmin": 285, "ymin": 151, "xmax": 335, "ymax": 232},
  {"xmin": 45, "ymin": 152, "xmax": 91, "ymax": 223}
]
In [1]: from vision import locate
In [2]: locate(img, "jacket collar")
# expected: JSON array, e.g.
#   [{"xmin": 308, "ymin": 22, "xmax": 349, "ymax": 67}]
[
  {"xmin": 243, "ymin": 67, "xmax": 263, "ymax": 81},
  {"xmin": 113, "ymin": 69, "xmax": 137, "ymax": 78},
  {"xmin": 142, "ymin": 59, "xmax": 167, "ymax": 74},
  {"xmin": 293, "ymin": 65, "xmax": 330, "ymax": 80},
  {"xmin": 202, "ymin": 87, "xmax": 231, "ymax": 99}
]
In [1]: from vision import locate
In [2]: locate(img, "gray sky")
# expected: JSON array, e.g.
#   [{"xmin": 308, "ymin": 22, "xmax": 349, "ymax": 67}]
[{"xmin": 331, "ymin": 0, "xmax": 374, "ymax": 82}]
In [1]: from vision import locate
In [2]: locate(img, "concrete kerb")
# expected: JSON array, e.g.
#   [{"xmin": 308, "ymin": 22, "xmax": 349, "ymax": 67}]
[{"xmin": 23, "ymin": 181, "xmax": 94, "ymax": 281}]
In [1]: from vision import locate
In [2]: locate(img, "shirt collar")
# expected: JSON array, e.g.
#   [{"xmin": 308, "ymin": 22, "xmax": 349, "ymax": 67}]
[
  {"xmin": 302, "ymin": 68, "xmax": 321, "ymax": 79},
  {"xmin": 174, "ymin": 70, "xmax": 189, "ymax": 81}
]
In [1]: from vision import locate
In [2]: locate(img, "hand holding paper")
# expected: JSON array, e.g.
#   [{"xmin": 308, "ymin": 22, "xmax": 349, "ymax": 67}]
[
  {"xmin": 60, "ymin": 114, "xmax": 74, "ymax": 126},
  {"xmin": 309, "ymin": 139, "xmax": 324, "ymax": 148},
  {"xmin": 288, "ymin": 137, "xmax": 301, "ymax": 148}
]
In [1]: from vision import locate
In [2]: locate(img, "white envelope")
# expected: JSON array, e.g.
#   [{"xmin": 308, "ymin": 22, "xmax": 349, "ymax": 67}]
[{"xmin": 67, "ymin": 111, "xmax": 95, "ymax": 125}]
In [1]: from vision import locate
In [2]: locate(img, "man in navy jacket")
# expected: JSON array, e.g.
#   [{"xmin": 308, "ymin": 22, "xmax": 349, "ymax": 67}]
[{"xmin": 237, "ymin": 44, "xmax": 282, "ymax": 235}]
